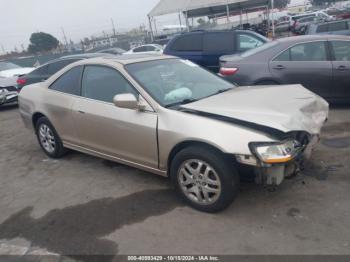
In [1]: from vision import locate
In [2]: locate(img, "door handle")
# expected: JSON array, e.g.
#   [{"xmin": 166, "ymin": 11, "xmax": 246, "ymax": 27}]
[
  {"xmin": 273, "ymin": 65, "xmax": 285, "ymax": 70},
  {"xmin": 336, "ymin": 65, "xmax": 348, "ymax": 71}
]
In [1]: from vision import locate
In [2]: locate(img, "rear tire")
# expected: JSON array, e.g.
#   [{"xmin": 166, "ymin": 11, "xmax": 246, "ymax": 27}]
[
  {"xmin": 170, "ymin": 146, "xmax": 239, "ymax": 213},
  {"xmin": 35, "ymin": 117, "xmax": 67, "ymax": 158}
]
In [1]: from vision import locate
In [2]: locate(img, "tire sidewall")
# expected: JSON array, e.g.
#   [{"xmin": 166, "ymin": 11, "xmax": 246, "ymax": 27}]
[
  {"xmin": 170, "ymin": 146, "xmax": 239, "ymax": 213},
  {"xmin": 35, "ymin": 117, "xmax": 65, "ymax": 158}
]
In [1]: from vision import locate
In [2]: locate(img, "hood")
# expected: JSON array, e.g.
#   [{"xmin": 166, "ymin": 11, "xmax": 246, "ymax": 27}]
[
  {"xmin": 181, "ymin": 84, "xmax": 329, "ymax": 135},
  {"xmin": 0, "ymin": 67, "xmax": 34, "ymax": 78}
]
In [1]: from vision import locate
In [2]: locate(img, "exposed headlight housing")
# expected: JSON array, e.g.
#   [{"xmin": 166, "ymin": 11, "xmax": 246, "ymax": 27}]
[{"xmin": 249, "ymin": 140, "xmax": 303, "ymax": 164}]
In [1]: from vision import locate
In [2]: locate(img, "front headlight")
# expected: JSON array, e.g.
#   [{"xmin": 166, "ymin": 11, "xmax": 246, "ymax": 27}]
[{"xmin": 249, "ymin": 140, "xmax": 303, "ymax": 164}]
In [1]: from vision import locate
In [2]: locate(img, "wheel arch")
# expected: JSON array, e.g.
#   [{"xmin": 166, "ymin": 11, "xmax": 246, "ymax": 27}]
[
  {"xmin": 32, "ymin": 112, "xmax": 47, "ymax": 129},
  {"xmin": 166, "ymin": 140, "xmax": 234, "ymax": 175},
  {"xmin": 254, "ymin": 78, "xmax": 281, "ymax": 85}
]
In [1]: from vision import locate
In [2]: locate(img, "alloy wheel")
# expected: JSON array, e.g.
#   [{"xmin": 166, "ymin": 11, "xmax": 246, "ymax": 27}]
[
  {"xmin": 38, "ymin": 124, "xmax": 56, "ymax": 154},
  {"xmin": 178, "ymin": 159, "xmax": 221, "ymax": 205}
]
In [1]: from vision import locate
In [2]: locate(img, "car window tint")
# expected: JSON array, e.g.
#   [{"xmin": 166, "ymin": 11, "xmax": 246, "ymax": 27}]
[
  {"xmin": 30, "ymin": 65, "xmax": 48, "ymax": 76},
  {"xmin": 274, "ymin": 49, "xmax": 291, "ymax": 61},
  {"xmin": 203, "ymin": 33, "xmax": 234, "ymax": 52},
  {"xmin": 238, "ymin": 34, "xmax": 264, "ymax": 51},
  {"xmin": 290, "ymin": 42, "xmax": 327, "ymax": 61},
  {"xmin": 171, "ymin": 34, "xmax": 203, "ymax": 52},
  {"xmin": 331, "ymin": 41, "xmax": 350, "ymax": 61},
  {"xmin": 328, "ymin": 22, "xmax": 347, "ymax": 31},
  {"xmin": 145, "ymin": 46, "xmax": 156, "ymax": 51},
  {"xmin": 316, "ymin": 24, "xmax": 329, "ymax": 33},
  {"xmin": 133, "ymin": 46, "xmax": 147, "ymax": 52},
  {"xmin": 81, "ymin": 66, "xmax": 137, "ymax": 103},
  {"xmin": 47, "ymin": 59, "xmax": 80, "ymax": 75},
  {"xmin": 49, "ymin": 66, "xmax": 83, "ymax": 95}
]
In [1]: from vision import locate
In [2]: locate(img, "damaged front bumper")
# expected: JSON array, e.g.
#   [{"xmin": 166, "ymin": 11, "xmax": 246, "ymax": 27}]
[
  {"xmin": 236, "ymin": 135, "xmax": 320, "ymax": 186},
  {"xmin": 0, "ymin": 87, "xmax": 19, "ymax": 106}
]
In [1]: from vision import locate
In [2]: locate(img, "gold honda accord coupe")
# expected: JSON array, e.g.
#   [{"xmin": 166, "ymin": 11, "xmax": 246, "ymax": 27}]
[{"xmin": 19, "ymin": 54, "xmax": 329, "ymax": 212}]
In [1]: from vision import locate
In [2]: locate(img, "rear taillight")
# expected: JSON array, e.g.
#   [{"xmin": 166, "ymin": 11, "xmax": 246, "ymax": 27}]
[
  {"xmin": 17, "ymin": 77, "xmax": 27, "ymax": 85},
  {"xmin": 219, "ymin": 67, "xmax": 238, "ymax": 76}
]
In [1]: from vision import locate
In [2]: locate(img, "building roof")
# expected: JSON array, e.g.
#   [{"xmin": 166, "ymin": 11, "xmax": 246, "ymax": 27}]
[{"xmin": 149, "ymin": 0, "xmax": 270, "ymax": 18}]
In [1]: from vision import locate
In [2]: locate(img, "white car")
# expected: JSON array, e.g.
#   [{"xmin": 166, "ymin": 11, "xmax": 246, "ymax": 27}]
[
  {"xmin": 0, "ymin": 62, "xmax": 34, "ymax": 78},
  {"xmin": 124, "ymin": 44, "xmax": 163, "ymax": 55}
]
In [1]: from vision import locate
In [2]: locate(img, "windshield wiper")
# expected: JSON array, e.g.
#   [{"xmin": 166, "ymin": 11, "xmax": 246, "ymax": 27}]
[{"xmin": 165, "ymin": 98, "xmax": 198, "ymax": 108}]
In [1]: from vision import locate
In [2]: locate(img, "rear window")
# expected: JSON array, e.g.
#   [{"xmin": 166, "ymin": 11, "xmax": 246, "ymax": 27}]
[
  {"xmin": 47, "ymin": 59, "xmax": 80, "ymax": 75},
  {"xmin": 203, "ymin": 33, "xmax": 234, "ymax": 52},
  {"xmin": 171, "ymin": 34, "xmax": 203, "ymax": 52}
]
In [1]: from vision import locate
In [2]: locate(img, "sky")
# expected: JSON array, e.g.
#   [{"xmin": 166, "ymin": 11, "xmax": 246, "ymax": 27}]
[
  {"xmin": 0, "ymin": 0, "xmax": 309, "ymax": 54},
  {"xmin": 0, "ymin": 0, "xmax": 165, "ymax": 53}
]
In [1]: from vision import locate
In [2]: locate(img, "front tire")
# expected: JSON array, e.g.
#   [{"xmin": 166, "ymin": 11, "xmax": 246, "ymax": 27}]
[
  {"xmin": 170, "ymin": 146, "xmax": 239, "ymax": 213},
  {"xmin": 35, "ymin": 117, "xmax": 67, "ymax": 158}
]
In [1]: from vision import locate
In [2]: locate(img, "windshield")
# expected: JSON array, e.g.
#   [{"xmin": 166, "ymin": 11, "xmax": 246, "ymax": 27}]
[
  {"xmin": 0, "ymin": 62, "xmax": 21, "ymax": 71},
  {"xmin": 240, "ymin": 41, "xmax": 278, "ymax": 58},
  {"xmin": 125, "ymin": 59, "xmax": 235, "ymax": 107}
]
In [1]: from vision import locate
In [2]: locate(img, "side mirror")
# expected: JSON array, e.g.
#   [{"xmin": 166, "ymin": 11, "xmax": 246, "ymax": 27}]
[{"xmin": 113, "ymin": 93, "xmax": 139, "ymax": 109}]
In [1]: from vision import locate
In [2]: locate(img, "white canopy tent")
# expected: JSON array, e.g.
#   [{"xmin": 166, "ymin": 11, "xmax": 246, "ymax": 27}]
[{"xmin": 148, "ymin": 0, "xmax": 275, "ymax": 40}]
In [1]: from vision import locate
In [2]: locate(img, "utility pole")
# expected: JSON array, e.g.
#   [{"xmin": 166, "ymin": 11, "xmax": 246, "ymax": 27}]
[
  {"xmin": 0, "ymin": 44, "xmax": 5, "ymax": 54},
  {"xmin": 61, "ymin": 27, "xmax": 69, "ymax": 49},
  {"xmin": 111, "ymin": 18, "xmax": 116, "ymax": 37}
]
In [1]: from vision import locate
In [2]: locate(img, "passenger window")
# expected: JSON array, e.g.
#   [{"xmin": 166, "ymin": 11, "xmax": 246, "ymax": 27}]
[
  {"xmin": 331, "ymin": 41, "xmax": 350, "ymax": 61},
  {"xmin": 81, "ymin": 66, "xmax": 137, "ymax": 103},
  {"xmin": 237, "ymin": 34, "xmax": 264, "ymax": 51},
  {"xmin": 47, "ymin": 59, "xmax": 79, "ymax": 75},
  {"xmin": 274, "ymin": 49, "xmax": 291, "ymax": 61},
  {"xmin": 171, "ymin": 34, "xmax": 203, "ymax": 52},
  {"xmin": 145, "ymin": 46, "xmax": 156, "ymax": 51},
  {"xmin": 290, "ymin": 42, "xmax": 327, "ymax": 61},
  {"xmin": 49, "ymin": 66, "xmax": 83, "ymax": 95},
  {"xmin": 316, "ymin": 24, "xmax": 328, "ymax": 33},
  {"xmin": 328, "ymin": 22, "xmax": 347, "ymax": 32},
  {"xmin": 133, "ymin": 46, "xmax": 147, "ymax": 52},
  {"xmin": 203, "ymin": 33, "xmax": 234, "ymax": 52},
  {"xmin": 31, "ymin": 65, "xmax": 48, "ymax": 76}
]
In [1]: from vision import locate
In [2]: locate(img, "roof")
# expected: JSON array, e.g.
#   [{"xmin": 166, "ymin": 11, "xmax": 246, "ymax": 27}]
[
  {"xmin": 149, "ymin": 0, "xmax": 270, "ymax": 18},
  {"xmin": 86, "ymin": 54, "xmax": 174, "ymax": 65},
  {"xmin": 276, "ymin": 34, "xmax": 350, "ymax": 43}
]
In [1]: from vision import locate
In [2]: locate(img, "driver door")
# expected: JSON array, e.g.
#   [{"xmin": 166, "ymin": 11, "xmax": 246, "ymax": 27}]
[{"xmin": 72, "ymin": 65, "xmax": 158, "ymax": 168}]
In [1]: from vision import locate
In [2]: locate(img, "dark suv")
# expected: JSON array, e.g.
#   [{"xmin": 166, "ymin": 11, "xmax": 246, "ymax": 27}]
[
  {"xmin": 17, "ymin": 53, "xmax": 113, "ymax": 89},
  {"xmin": 163, "ymin": 30, "xmax": 268, "ymax": 72}
]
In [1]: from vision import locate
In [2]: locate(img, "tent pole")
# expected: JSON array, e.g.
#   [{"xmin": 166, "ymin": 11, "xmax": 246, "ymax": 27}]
[
  {"xmin": 178, "ymin": 12, "xmax": 182, "ymax": 28},
  {"xmin": 147, "ymin": 15, "xmax": 154, "ymax": 42},
  {"xmin": 184, "ymin": 11, "xmax": 189, "ymax": 31},
  {"xmin": 153, "ymin": 18, "xmax": 158, "ymax": 36},
  {"xmin": 266, "ymin": 5, "xmax": 270, "ymax": 37},
  {"xmin": 226, "ymin": 0, "xmax": 230, "ymax": 26},
  {"xmin": 240, "ymin": 9, "xmax": 243, "ymax": 29},
  {"xmin": 271, "ymin": 0, "xmax": 275, "ymax": 38}
]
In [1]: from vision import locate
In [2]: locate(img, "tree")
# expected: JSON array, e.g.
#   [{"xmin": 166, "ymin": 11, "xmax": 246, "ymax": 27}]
[
  {"xmin": 273, "ymin": 0, "xmax": 291, "ymax": 9},
  {"xmin": 28, "ymin": 32, "xmax": 59, "ymax": 53}
]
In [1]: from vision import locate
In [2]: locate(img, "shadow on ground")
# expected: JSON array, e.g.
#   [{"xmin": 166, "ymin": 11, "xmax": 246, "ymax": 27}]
[{"xmin": 0, "ymin": 189, "xmax": 183, "ymax": 261}]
